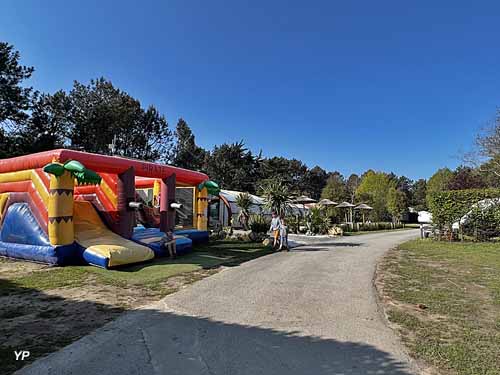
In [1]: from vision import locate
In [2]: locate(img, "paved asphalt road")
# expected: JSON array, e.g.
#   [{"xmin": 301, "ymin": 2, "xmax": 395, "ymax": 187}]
[{"xmin": 19, "ymin": 230, "xmax": 420, "ymax": 375}]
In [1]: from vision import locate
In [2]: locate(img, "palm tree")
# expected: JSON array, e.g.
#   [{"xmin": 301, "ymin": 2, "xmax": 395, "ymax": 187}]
[
  {"xmin": 307, "ymin": 205, "xmax": 331, "ymax": 234},
  {"xmin": 235, "ymin": 192, "xmax": 252, "ymax": 230},
  {"xmin": 260, "ymin": 179, "xmax": 291, "ymax": 217}
]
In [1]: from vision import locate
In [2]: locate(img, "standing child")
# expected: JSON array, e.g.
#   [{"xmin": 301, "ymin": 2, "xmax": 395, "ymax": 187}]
[
  {"xmin": 279, "ymin": 217, "xmax": 289, "ymax": 251},
  {"xmin": 269, "ymin": 211, "xmax": 281, "ymax": 249}
]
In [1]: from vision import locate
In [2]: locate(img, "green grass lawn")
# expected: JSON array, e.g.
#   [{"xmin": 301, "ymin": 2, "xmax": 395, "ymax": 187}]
[
  {"xmin": 92, "ymin": 240, "xmax": 272, "ymax": 289},
  {"xmin": 0, "ymin": 240, "xmax": 271, "ymax": 375},
  {"xmin": 379, "ymin": 239, "xmax": 500, "ymax": 375},
  {"xmin": 0, "ymin": 240, "xmax": 271, "ymax": 296}
]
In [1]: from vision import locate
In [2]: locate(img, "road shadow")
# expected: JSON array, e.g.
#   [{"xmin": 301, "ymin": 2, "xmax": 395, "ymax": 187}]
[
  {"xmin": 17, "ymin": 305, "xmax": 415, "ymax": 375},
  {"xmin": 289, "ymin": 246, "xmax": 332, "ymax": 252},
  {"xmin": 2, "ymin": 262, "xmax": 414, "ymax": 375},
  {"xmin": 292, "ymin": 242, "xmax": 363, "ymax": 251}
]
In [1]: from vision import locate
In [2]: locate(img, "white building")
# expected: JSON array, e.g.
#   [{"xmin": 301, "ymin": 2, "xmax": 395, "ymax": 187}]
[{"xmin": 209, "ymin": 189, "xmax": 308, "ymax": 228}]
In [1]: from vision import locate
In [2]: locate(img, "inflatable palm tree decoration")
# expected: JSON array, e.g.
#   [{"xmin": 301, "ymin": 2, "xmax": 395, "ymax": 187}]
[
  {"xmin": 44, "ymin": 160, "xmax": 101, "ymax": 185},
  {"xmin": 43, "ymin": 160, "xmax": 101, "ymax": 246}
]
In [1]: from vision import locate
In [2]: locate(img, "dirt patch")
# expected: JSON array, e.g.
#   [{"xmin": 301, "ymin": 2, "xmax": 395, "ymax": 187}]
[
  {"xmin": 0, "ymin": 240, "xmax": 271, "ymax": 374},
  {"xmin": 0, "ymin": 257, "xmax": 48, "ymax": 278},
  {"xmin": 375, "ymin": 241, "xmax": 500, "ymax": 375},
  {"xmin": 375, "ymin": 249, "xmax": 446, "ymax": 375},
  {"xmin": 0, "ymin": 261, "xmax": 222, "ymax": 375}
]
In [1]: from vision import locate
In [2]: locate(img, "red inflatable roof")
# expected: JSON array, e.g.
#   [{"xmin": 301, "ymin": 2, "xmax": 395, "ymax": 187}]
[{"xmin": 0, "ymin": 149, "xmax": 209, "ymax": 185}]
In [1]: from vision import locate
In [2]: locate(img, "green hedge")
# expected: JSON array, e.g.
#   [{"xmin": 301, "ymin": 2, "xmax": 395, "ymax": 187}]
[
  {"xmin": 427, "ymin": 188, "xmax": 500, "ymax": 227},
  {"xmin": 462, "ymin": 204, "xmax": 500, "ymax": 240},
  {"xmin": 342, "ymin": 222, "xmax": 404, "ymax": 232}
]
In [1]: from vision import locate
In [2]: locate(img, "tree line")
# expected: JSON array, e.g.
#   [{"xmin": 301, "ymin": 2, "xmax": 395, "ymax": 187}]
[
  {"xmin": 0, "ymin": 42, "xmax": 173, "ymax": 162},
  {"xmin": 2, "ymin": 41, "xmax": 499, "ymax": 223}
]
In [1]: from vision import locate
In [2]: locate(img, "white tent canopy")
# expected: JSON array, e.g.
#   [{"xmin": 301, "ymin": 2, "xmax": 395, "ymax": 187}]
[
  {"xmin": 218, "ymin": 190, "xmax": 265, "ymax": 218},
  {"xmin": 216, "ymin": 189, "xmax": 309, "ymax": 227},
  {"xmin": 219, "ymin": 189, "xmax": 265, "ymax": 206}
]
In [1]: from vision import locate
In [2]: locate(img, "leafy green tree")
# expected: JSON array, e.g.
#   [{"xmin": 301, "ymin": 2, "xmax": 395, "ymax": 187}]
[
  {"xmin": 387, "ymin": 172, "xmax": 398, "ymax": 184},
  {"xmin": 321, "ymin": 172, "xmax": 348, "ymax": 202},
  {"xmin": 172, "ymin": 118, "xmax": 208, "ymax": 170},
  {"xmin": 346, "ymin": 174, "xmax": 361, "ymax": 203},
  {"xmin": 258, "ymin": 157, "xmax": 307, "ymax": 194},
  {"xmin": 478, "ymin": 156, "xmax": 500, "ymax": 188},
  {"xmin": 0, "ymin": 42, "xmax": 34, "ymax": 126},
  {"xmin": 69, "ymin": 78, "xmax": 173, "ymax": 161},
  {"xmin": 205, "ymin": 141, "xmax": 259, "ymax": 193},
  {"xmin": 260, "ymin": 179, "xmax": 292, "ymax": 217},
  {"xmin": 302, "ymin": 165, "xmax": 328, "ymax": 200},
  {"xmin": 0, "ymin": 127, "xmax": 22, "ymax": 158},
  {"xmin": 387, "ymin": 187, "xmax": 408, "ymax": 223},
  {"xmin": 426, "ymin": 167, "xmax": 453, "ymax": 206},
  {"xmin": 14, "ymin": 91, "xmax": 72, "ymax": 154},
  {"xmin": 356, "ymin": 171, "xmax": 394, "ymax": 221},
  {"xmin": 410, "ymin": 179, "xmax": 427, "ymax": 210},
  {"xmin": 448, "ymin": 166, "xmax": 486, "ymax": 190},
  {"xmin": 395, "ymin": 175, "xmax": 413, "ymax": 200},
  {"xmin": 320, "ymin": 172, "xmax": 348, "ymax": 223},
  {"xmin": 235, "ymin": 192, "xmax": 252, "ymax": 229}
]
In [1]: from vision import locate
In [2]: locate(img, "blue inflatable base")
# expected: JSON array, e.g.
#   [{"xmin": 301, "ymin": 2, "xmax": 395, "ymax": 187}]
[
  {"xmin": 174, "ymin": 229, "xmax": 209, "ymax": 245},
  {"xmin": 175, "ymin": 236, "xmax": 193, "ymax": 255},
  {"xmin": 0, "ymin": 203, "xmax": 83, "ymax": 265},
  {"xmin": 0, "ymin": 241, "xmax": 82, "ymax": 266},
  {"xmin": 82, "ymin": 248, "xmax": 109, "ymax": 269},
  {"xmin": 133, "ymin": 227, "xmax": 193, "ymax": 256}
]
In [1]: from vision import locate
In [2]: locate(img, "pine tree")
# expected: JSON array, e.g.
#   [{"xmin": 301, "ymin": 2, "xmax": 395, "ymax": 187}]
[{"xmin": 172, "ymin": 118, "xmax": 208, "ymax": 170}]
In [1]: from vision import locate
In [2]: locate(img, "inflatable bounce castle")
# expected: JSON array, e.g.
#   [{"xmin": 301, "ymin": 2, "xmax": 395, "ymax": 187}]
[{"xmin": 0, "ymin": 149, "xmax": 218, "ymax": 268}]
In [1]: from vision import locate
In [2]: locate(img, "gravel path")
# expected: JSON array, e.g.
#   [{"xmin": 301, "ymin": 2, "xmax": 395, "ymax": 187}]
[{"xmin": 18, "ymin": 230, "xmax": 420, "ymax": 375}]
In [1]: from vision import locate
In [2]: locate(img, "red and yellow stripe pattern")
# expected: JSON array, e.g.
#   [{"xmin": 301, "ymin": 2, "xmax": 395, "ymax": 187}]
[{"xmin": 0, "ymin": 169, "xmax": 49, "ymax": 226}]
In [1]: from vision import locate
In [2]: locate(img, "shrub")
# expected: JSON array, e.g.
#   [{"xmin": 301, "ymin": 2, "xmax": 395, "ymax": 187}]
[
  {"xmin": 427, "ymin": 188, "xmax": 500, "ymax": 240},
  {"xmin": 287, "ymin": 215, "xmax": 300, "ymax": 234},
  {"xmin": 462, "ymin": 202, "xmax": 500, "ymax": 241},
  {"xmin": 307, "ymin": 206, "xmax": 331, "ymax": 234},
  {"xmin": 342, "ymin": 222, "xmax": 403, "ymax": 232},
  {"xmin": 249, "ymin": 214, "xmax": 270, "ymax": 233},
  {"xmin": 428, "ymin": 189, "xmax": 500, "ymax": 227}
]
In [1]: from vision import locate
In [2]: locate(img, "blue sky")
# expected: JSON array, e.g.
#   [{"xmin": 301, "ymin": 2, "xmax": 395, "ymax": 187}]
[{"xmin": 2, "ymin": 1, "xmax": 500, "ymax": 179}]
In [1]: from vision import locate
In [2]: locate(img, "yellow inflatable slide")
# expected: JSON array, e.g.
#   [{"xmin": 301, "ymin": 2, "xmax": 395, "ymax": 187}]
[{"xmin": 73, "ymin": 201, "xmax": 154, "ymax": 268}]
